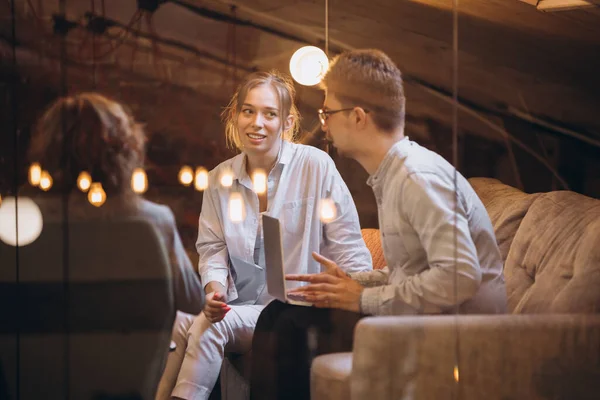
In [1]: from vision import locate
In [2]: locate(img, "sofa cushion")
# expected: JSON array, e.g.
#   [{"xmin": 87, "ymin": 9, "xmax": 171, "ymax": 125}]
[
  {"xmin": 505, "ymin": 191, "xmax": 600, "ymax": 313},
  {"xmin": 469, "ymin": 178, "xmax": 541, "ymax": 262},
  {"xmin": 361, "ymin": 228, "xmax": 386, "ymax": 270},
  {"xmin": 311, "ymin": 352, "xmax": 352, "ymax": 400}
]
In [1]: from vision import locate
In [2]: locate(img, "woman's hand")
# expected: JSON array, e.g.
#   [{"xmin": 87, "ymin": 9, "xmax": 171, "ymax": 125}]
[{"xmin": 203, "ymin": 282, "xmax": 230, "ymax": 323}]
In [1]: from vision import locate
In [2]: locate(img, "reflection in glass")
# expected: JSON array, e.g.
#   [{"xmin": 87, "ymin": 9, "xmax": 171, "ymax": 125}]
[
  {"xmin": 39, "ymin": 170, "xmax": 53, "ymax": 191},
  {"xmin": 229, "ymin": 192, "xmax": 245, "ymax": 223},
  {"xmin": 252, "ymin": 169, "xmax": 267, "ymax": 194},
  {"xmin": 88, "ymin": 182, "xmax": 107, "ymax": 207},
  {"xmin": 319, "ymin": 198, "xmax": 337, "ymax": 223},
  {"xmin": 77, "ymin": 171, "xmax": 92, "ymax": 192},
  {"xmin": 178, "ymin": 166, "xmax": 194, "ymax": 186},
  {"xmin": 131, "ymin": 168, "xmax": 148, "ymax": 194},
  {"xmin": 220, "ymin": 171, "xmax": 233, "ymax": 188},
  {"xmin": 0, "ymin": 196, "xmax": 44, "ymax": 246},
  {"xmin": 28, "ymin": 162, "xmax": 42, "ymax": 186},
  {"xmin": 194, "ymin": 167, "xmax": 209, "ymax": 191}
]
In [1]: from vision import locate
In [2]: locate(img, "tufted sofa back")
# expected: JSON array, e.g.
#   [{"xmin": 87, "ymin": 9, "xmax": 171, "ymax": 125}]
[
  {"xmin": 361, "ymin": 228, "xmax": 386, "ymax": 270},
  {"xmin": 469, "ymin": 178, "xmax": 600, "ymax": 314}
]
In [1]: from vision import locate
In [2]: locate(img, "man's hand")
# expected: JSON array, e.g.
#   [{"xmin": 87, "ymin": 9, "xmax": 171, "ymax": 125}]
[
  {"xmin": 203, "ymin": 282, "xmax": 230, "ymax": 323},
  {"xmin": 286, "ymin": 252, "xmax": 364, "ymax": 313}
]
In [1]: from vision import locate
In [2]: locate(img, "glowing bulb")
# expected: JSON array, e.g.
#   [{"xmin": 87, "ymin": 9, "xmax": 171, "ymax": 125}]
[
  {"xmin": 228, "ymin": 192, "xmax": 245, "ymax": 223},
  {"xmin": 252, "ymin": 169, "xmax": 267, "ymax": 194},
  {"xmin": 28, "ymin": 162, "xmax": 42, "ymax": 186},
  {"xmin": 220, "ymin": 171, "xmax": 233, "ymax": 188},
  {"xmin": 194, "ymin": 167, "xmax": 209, "ymax": 191},
  {"xmin": 454, "ymin": 365, "xmax": 459, "ymax": 382},
  {"xmin": 77, "ymin": 171, "xmax": 92, "ymax": 192},
  {"xmin": 178, "ymin": 166, "xmax": 194, "ymax": 186},
  {"xmin": 88, "ymin": 182, "xmax": 106, "ymax": 207},
  {"xmin": 289, "ymin": 46, "xmax": 329, "ymax": 86},
  {"xmin": 0, "ymin": 196, "xmax": 43, "ymax": 246},
  {"xmin": 39, "ymin": 170, "xmax": 53, "ymax": 191},
  {"xmin": 319, "ymin": 198, "xmax": 337, "ymax": 223},
  {"xmin": 131, "ymin": 168, "xmax": 148, "ymax": 194}
]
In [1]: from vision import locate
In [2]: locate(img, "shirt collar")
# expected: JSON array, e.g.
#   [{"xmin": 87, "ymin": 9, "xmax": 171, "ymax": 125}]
[
  {"xmin": 367, "ymin": 137, "xmax": 410, "ymax": 188},
  {"xmin": 231, "ymin": 140, "xmax": 293, "ymax": 183}
]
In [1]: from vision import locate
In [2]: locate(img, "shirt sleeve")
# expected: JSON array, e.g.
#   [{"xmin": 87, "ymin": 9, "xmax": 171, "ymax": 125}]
[
  {"xmin": 360, "ymin": 172, "xmax": 482, "ymax": 316},
  {"xmin": 319, "ymin": 157, "xmax": 373, "ymax": 274},
  {"xmin": 349, "ymin": 267, "xmax": 389, "ymax": 287},
  {"xmin": 196, "ymin": 184, "xmax": 232, "ymax": 297}
]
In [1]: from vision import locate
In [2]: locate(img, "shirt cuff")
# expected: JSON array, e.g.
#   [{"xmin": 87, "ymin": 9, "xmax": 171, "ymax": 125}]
[
  {"xmin": 200, "ymin": 270, "xmax": 228, "ymax": 290},
  {"xmin": 359, "ymin": 286, "xmax": 381, "ymax": 316}
]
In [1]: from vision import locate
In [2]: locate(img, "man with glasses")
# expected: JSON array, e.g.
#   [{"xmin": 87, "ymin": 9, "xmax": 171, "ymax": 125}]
[{"xmin": 250, "ymin": 49, "xmax": 507, "ymax": 400}]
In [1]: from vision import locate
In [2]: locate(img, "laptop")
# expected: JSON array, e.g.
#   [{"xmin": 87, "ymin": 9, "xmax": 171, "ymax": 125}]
[{"xmin": 262, "ymin": 214, "xmax": 312, "ymax": 306}]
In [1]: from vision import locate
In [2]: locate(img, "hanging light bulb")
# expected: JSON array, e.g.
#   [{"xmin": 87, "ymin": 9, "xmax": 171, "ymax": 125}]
[
  {"xmin": 194, "ymin": 167, "xmax": 209, "ymax": 191},
  {"xmin": 220, "ymin": 170, "xmax": 233, "ymax": 188},
  {"xmin": 39, "ymin": 170, "xmax": 53, "ymax": 191},
  {"xmin": 228, "ymin": 192, "xmax": 245, "ymax": 223},
  {"xmin": 88, "ymin": 182, "xmax": 106, "ymax": 207},
  {"xmin": 289, "ymin": 46, "xmax": 329, "ymax": 86},
  {"xmin": 453, "ymin": 365, "xmax": 459, "ymax": 382},
  {"xmin": 178, "ymin": 166, "xmax": 194, "ymax": 186},
  {"xmin": 28, "ymin": 162, "xmax": 42, "ymax": 186},
  {"xmin": 131, "ymin": 168, "xmax": 148, "ymax": 194},
  {"xmin": 319, "ymin": 198, "xmax": 337, "ymax": 223},
  {"xmin": 252, "ymin": 169, "xmax": 267, "ymax": 194},
  {"xmin": 0, "ymin": 196, "xmax": 44, "ymax": 246},
  {"xmin": 77, "ymin": 171, "xmax": 92, "ymax": 192}
]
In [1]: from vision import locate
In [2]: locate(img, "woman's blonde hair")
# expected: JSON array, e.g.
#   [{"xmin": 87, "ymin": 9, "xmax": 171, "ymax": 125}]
[
  {"xmin": 29, "ymin": 92, "xmax": 145, "ymax": 194},
  {"xmin": 321, "ymin": 49, "xmax": 405, "ymax": 133},
  {"xmin": 221, "ymin": 70, "xmax": 301, "ymax": 151}
]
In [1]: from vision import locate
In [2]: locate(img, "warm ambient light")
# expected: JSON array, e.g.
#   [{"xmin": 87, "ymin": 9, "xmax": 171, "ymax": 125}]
[
  {"xmin": 88, "ymin": 182, "xmax": 106, "ymax": 207},
  {"xmin": 454, "ymin": 365, "xmax": 459, "ymax": 382},
  {"xmin": 0, "ymin": 196, "xmax": 43, "ymax": 246},
  {"xmin": 228, "ymin": 192, "xmax": 245, "ymax": 223},
  {"xmin": 39, "ymin": 170, "xmax": 53, "ymax": 191},
  {"xmin": 319, "ymin": 198, "xmax": 337, "ymax": 223},
  {"xmin": 131, "ymin": 168, "xmax": 148, "ymax": 194},
  {"xmin": 194, "ymin": 167, "xmax": 209, "ymax": 191},
  {"xmin": 252, "ymin": 169, "xmax": 267, "ymax": 194},
  {"xmin": 220, "ymin": 171, "xmax": 234, "ymax": 188},
  {"xmin": 28, "ymin": 162, "xmax": 42, "ymax": 186},
  {"xmin": 289, "ymin": 46, "xmax": 329, "ymax": 86},
  {"xmin": 77, "ymin": 171, "xmax": 92, "ymax": 192},
  {"xmin": 178, "ymin": 166, "xmax": 194, "ymax": 186}
]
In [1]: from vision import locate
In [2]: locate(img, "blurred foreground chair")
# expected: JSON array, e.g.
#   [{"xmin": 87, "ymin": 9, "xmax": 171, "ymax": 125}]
[{"xmin": 0, "ymin": 217, "xmax": 175, "ymax": 400}]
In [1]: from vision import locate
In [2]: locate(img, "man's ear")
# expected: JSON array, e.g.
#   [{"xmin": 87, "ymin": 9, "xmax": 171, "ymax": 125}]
[{"xmin": 354, "ymin": 107, "xmax": 368, "ymax": 130}]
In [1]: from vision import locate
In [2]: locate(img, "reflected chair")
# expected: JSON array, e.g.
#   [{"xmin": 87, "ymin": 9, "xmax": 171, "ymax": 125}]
[{"xmin": 0, "ymin": 217, "xmax": 175, "ymax": 400}]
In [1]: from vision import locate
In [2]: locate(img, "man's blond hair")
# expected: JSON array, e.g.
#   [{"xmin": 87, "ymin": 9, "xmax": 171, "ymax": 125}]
[{"xmin": 321, "ymin": 49, "xmax": 405, "ymax": 133}]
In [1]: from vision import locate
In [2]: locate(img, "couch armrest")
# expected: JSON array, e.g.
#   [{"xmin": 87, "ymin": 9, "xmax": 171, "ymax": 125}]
[{"xmin": 350, "ymin": 314, "xmax": 600, "ymax": 400}]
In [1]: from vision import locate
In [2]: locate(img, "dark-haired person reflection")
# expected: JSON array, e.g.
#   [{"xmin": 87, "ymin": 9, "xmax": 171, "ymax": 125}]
[
  {"xmin": 26, "ymin": 92, "xmax": 206, "ymax": 398},
  {"xmin": 250, "ymin": 49, "xmax": 507, "ymax": 400}
]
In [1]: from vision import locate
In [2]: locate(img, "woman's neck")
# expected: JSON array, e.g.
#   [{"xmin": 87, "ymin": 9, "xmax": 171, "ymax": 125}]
[{"xmin": 245, "ymin": 141, "xmax": 282, "ymax": 175}]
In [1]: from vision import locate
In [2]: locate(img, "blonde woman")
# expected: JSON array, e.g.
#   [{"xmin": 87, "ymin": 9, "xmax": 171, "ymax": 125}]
[{"xmin": 157, "ymin": 70, "xmax": 372, "ymax": 400}]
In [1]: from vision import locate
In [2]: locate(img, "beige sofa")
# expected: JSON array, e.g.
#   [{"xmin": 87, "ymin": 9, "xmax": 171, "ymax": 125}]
[{"xmin": 311, "ymin": 177, "xmax": 600, "ymax": 400}]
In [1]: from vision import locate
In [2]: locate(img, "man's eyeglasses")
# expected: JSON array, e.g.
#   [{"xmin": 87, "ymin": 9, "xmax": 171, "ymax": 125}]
[{"xmin": 317, "ymin": 108, "xmax": 370, "ymax": 126}]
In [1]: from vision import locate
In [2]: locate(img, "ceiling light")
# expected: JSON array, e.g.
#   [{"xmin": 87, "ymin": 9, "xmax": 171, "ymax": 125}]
[
  {"xmin": 290, "ymin": 46, "xmax": 329, "ymax": 86},
  {"xmin": 519, "ymin": 0, "xmax": 598, "ymax": 11},
  {"xmin": 538, "ymin": 0, "xmax": 597, "ymax": 11}
]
